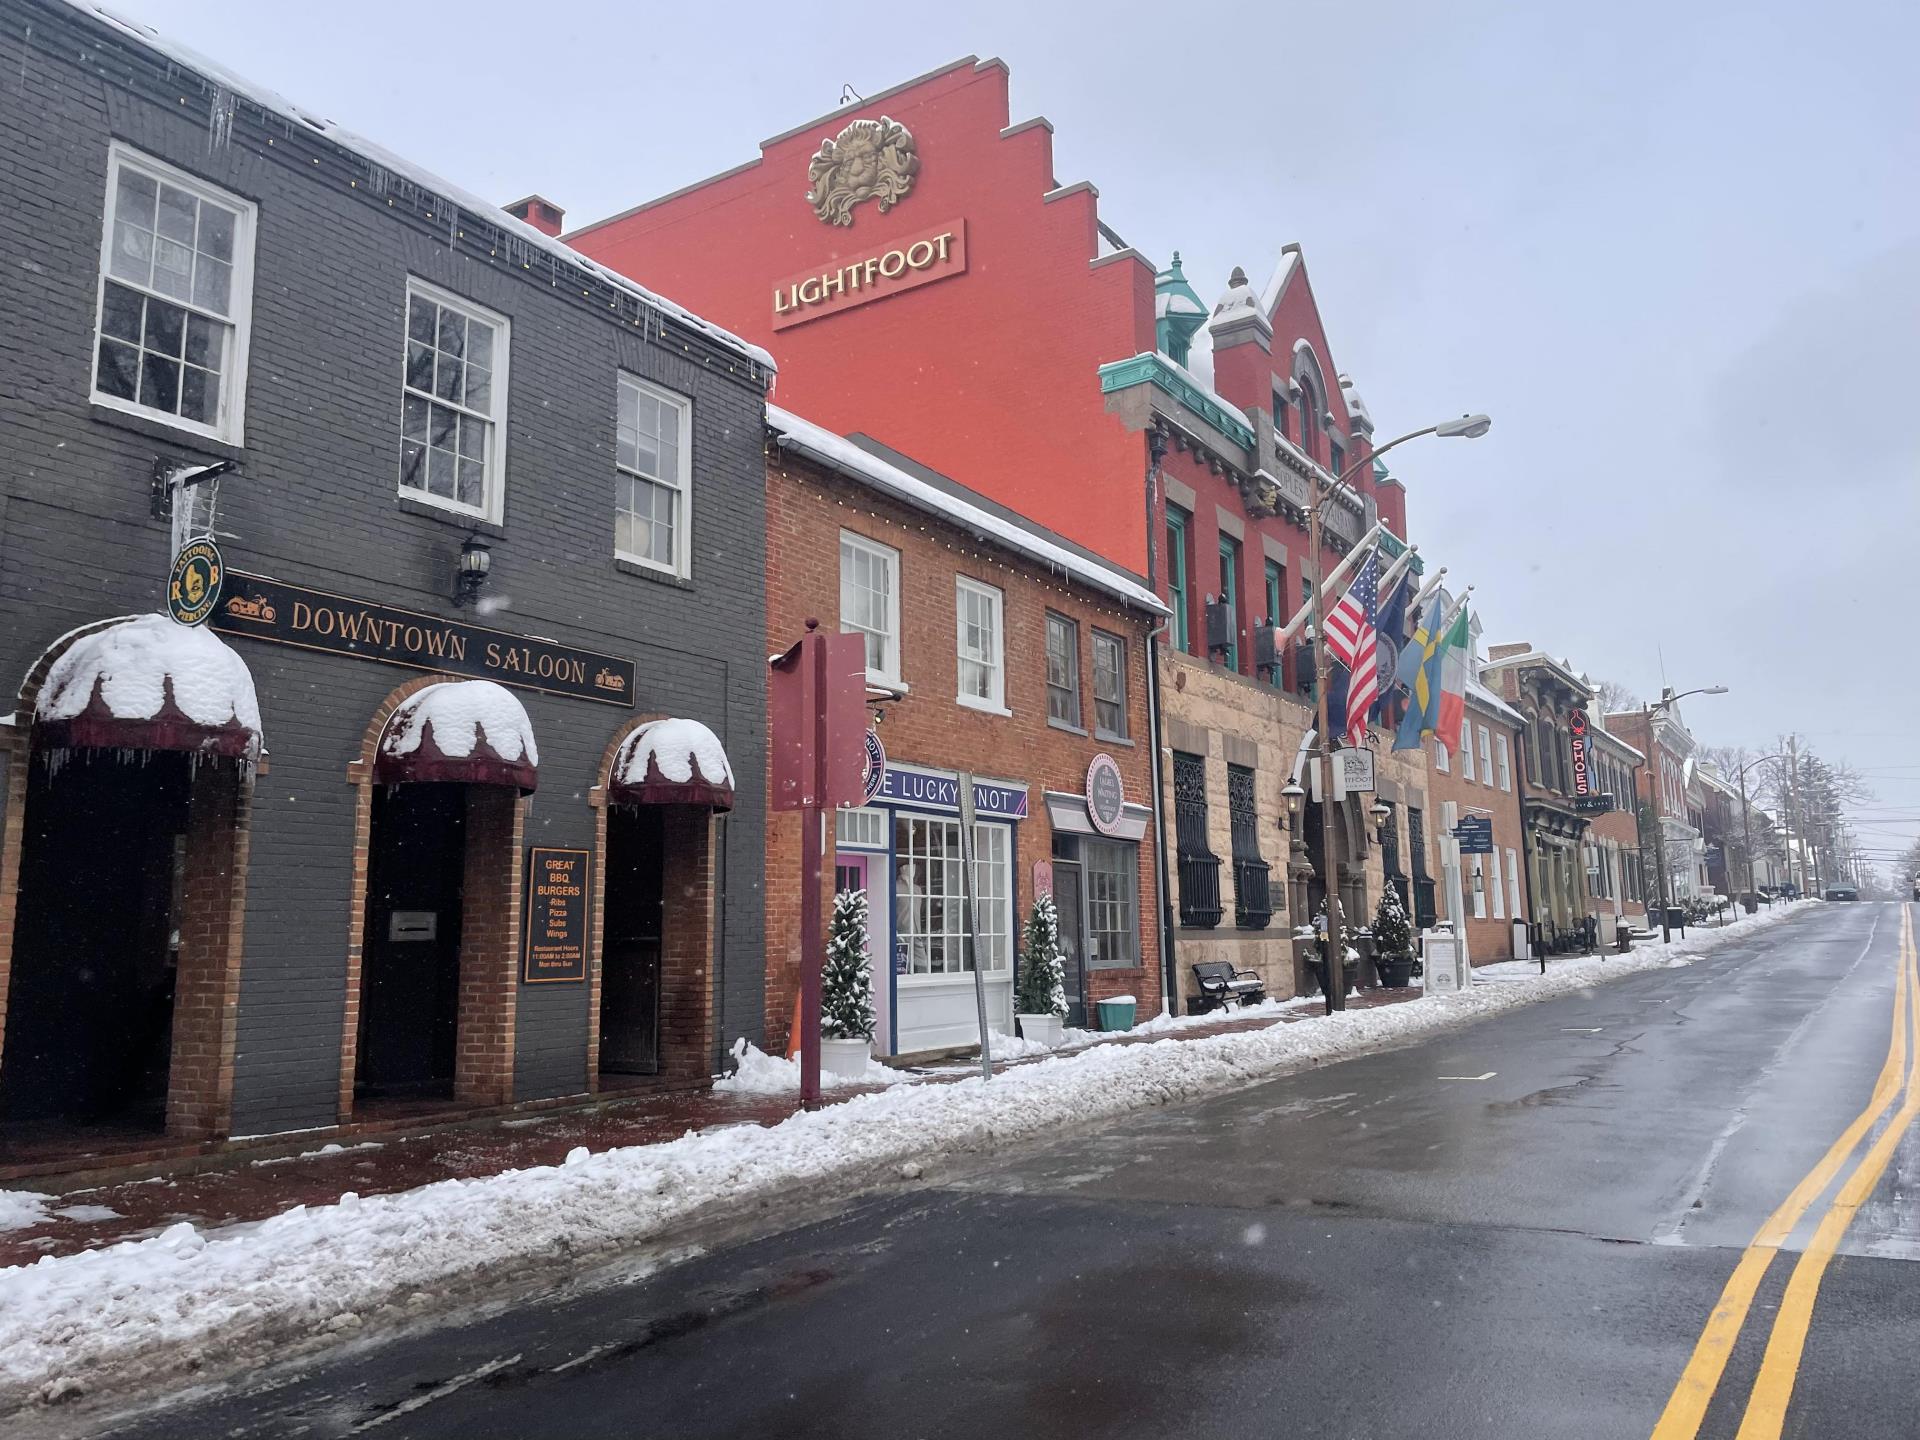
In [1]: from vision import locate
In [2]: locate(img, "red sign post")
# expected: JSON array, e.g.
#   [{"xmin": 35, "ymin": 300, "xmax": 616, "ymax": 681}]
[{"xmin": 769, "ymin": 620, "xmax": 870, "ymax": 1104}]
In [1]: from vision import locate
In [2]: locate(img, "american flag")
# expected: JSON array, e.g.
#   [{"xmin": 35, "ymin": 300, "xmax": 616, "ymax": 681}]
[{"xmin": 1323, "ymin": 551, "xmax": 1380, "ymax": 746}]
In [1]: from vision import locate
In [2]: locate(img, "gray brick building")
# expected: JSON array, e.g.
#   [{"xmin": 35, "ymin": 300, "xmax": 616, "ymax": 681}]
[{"xmin": 0, "ymin": 0, "xmax": 771, "ymax": 1167}]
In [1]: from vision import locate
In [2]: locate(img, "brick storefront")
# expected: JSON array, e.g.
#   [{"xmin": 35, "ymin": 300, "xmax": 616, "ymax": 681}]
[
  {"xmin": 766, "ymin": 412, "xmax": 1165, "ymax": 1053},
  {"xmin": 1426, "ymin": 674, "xmax": 1530, "ymax": 963}
]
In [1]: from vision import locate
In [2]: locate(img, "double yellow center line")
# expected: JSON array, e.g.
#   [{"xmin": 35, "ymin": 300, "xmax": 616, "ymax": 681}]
[{"xmin": 1651, "ymin": 904, "xmax": 1920, "ymax": 1440}]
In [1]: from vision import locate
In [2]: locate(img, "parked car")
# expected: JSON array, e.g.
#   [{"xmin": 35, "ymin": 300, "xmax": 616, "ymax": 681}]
[{"xmin": 1823, "ymin": 885, "xmax": 1859, "ymax": 902}]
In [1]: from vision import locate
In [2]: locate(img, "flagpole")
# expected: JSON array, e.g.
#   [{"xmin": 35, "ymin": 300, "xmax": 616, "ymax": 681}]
[
  {"xmin": 1275, "ymin": 521, "xmax": 1386, "ymax": 647},
  {"xmin": 1377, "ymin": 544, "xmax": 1420, "ymax": 597}
]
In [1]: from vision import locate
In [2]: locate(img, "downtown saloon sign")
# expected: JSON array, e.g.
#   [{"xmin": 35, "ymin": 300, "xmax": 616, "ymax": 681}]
[{"xmin": 212, "ymin": 571, "xmax": 636, "ymax": 705}]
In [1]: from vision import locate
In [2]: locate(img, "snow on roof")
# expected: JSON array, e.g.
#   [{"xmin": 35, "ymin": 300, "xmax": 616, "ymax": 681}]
[
  {"xmin": 1338, "ymin": 375, "xmax": 1374, "ymax": 429},
  {"xmin": 1463, "ymin": 676, "xmax": 1524, "ymax": 726},
  {"xmin": 615, "ymin": 717, "xmax": 733, "ymax": 790},
  {"xmin": 37, "ymin": 614, "xmax": 261, "ymax": 742},
  {"xmin": 63, "ymin": 2, "xmax": 774, "ymax": 376},
  {"xmin": 1209, "ymin": 267, "xmax": 1265, "ymax": 330},
  {"xmin": 382, "ymin": 681, "xmax": 537, "ymax": 765},
  {"xmin": 1155, "ymin": 289, "xmax": 1207, "ymax": 318},
  {"xmin": 1259, "ymin": 247, "xmax": 1300, "ymax": 314},
  {"xmin": 768, "ymin": 407, "xmax": 1167, "ymax": 615}
]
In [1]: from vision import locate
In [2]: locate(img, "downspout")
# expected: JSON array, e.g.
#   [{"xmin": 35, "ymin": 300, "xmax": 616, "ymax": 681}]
[{"xmin": 1144, "ymin": 426, "xmax": 1178, "ymax": 1017}]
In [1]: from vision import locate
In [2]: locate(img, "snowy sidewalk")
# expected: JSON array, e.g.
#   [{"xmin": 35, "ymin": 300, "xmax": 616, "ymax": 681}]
[
  {"xmin": 0, "ymin": 901, "xmax": 1814, "ymax": 1407},
  {"xmin": 0, "ymin": 988, "xmax": 1408, "ymax": 1270}
]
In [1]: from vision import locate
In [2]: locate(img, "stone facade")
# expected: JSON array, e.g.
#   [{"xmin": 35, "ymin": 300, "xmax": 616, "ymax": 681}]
[{"xmin": 1159, "ymin": 646, "xmax": 1431, "ymax": 1003}]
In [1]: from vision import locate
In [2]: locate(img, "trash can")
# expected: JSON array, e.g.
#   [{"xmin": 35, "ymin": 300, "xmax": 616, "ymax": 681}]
[{"xmin": 1095, "ymin": 995, "xmax": 1137, "ymax": 1031}]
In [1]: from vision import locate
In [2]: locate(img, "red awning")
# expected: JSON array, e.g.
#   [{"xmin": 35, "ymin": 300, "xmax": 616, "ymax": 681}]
[
  {"xmin": 33, "ymin": 615, "xmax": 262, "ymax": 760},
  {"xmin": 375, "ymin": 681, "xmax": 538, "ymax": 793},
  {"xmin": 609, "ymin": 718, "xmax": 734, "ymax": 811}
]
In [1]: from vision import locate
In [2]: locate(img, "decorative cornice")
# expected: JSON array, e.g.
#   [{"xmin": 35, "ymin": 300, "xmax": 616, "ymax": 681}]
[{"xmin": 1099, "ymin": 353, "xmax": 1257, "ymax": 451}]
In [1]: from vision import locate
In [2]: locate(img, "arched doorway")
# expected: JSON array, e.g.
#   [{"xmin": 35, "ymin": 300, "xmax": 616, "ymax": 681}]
[
  {"xmin": 342, "ymin": 679, "xmax": 535, "ymax": 1117},
  {"xmin": 591, "ymin": 717, "xmax": 732, "ymax": 1088},
  {"xmin": 0, "ymin": 615, "xmax": 258, "ymax": 1148}
]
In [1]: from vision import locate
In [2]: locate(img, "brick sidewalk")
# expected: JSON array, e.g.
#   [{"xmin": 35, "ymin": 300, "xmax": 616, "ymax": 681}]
[{"xmin": 0, "ymin": 988, "xmax": 1419, "ymax": 1269}]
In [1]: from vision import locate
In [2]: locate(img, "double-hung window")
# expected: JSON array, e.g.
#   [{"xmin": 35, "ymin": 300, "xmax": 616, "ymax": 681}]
[
  {"xmin": 1496, "ymin": 733, "xmax": 1512, "ymax": 792},
  {"xmin": 1471, "ymin": 854, "xmax": 1488, "ymax": 919},
  {"xmin": 1460, "ymin": 720, "xmax": 1476, "ymax": 781},
  {"xmin": 955, "ymin": 577, "xmax": 1005, "ymax": 711},
  {"xmin": 93, "ymin": 145, "xmax": 255, "ymax": 442},
  {"xmin": 1217, "ymin": 535, "xmax": 1241, "ymax": 672},
  {"xmin": 1085, "ymin": 841, "xmax": 1139, "ymax": 966},
  {"xmin": 1166, "ymin": 504, "xmax": 1191, "ymax": 653},
  {"xmin": 1046, "ymin": 613, "xmax": 1081, "ymax": 727},
  {"xmin": 1478, "ymin": 725, "xmax": 1493, "ymax": 788},
  {"xmin": 616, "ymin": 375, "xmax": 693, "ymax": 576},
  {"xmin": 400, "ymin": 280, "xmax": 508, "ymax": 521},
  {"xmin": 1092, "ymin": 630, "xmax": 1127, "ymax": 738},
  {"xmin": 1490, "ymin": 846, "xmax": 1506, "ymax": 919},
  {"xmin": 840, "ymin": 532, "xmax": 901, "ymax": 684},
  {"xmin": 1507, "ymin": 847, "xmax": 1523, "ymax": 917}
]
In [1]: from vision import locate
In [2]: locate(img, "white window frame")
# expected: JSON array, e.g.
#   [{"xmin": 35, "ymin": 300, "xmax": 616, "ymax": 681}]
[
  {"xmin": 1433, "ymin": 736, "xmax": 1449, "ymax": 773},
  {"xmin": 93, "ymin": 143, "xmax": 257, "ymax": 444},
  {"xmin": 893, "ymin": 815, "xmax": 1013, "ymax": 980},
  {"xmin": 399, "ymin": 277, "xmax": 510, "ymax": 523},
  {"xmin": 1471, "ymin": 853, "xmax": 1488, "ymax": 919},
  {"xmin": 1490, "ymin": 844, "xmax": 1506, "ymax": 919},
  {"xmin": 840, "ymin": 530, "xmax": 901, "ymax": 685},
  {"xmin": 1460, "ymin": 719, "xmax": 1475, "ymax": 782},
  {"xmin": 615, "ymin": 373, "xmax": 694, "ymax": 579},
  {"xmin": 1507, "ymin": 847, "xmax": 1523, "ymax": 917},
  {"xmin": 1091, "ymin": 630, "xmax": 1129, "ymax": 740},
  {"xmin": 1478, "ymin": 725, "xmax": 1494, "ymax": 788},
  {"xmin": 1496, "ymin": 733, "xmax": 1512, "ymax": 792},
  {"xmin": 954, "ymin": 576, "xmax": 1007, "ymax": 714}
]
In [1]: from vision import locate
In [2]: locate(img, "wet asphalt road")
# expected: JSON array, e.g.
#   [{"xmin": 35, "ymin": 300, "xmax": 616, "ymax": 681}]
[{"xmin": 78, "ymin": 902, "xmax": 1920, "ymax": 1439}]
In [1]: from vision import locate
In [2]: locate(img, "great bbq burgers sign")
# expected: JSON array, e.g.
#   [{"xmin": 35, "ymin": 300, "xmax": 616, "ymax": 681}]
[{"xmin": 212, "ymin": 571, "xmax": 635, "ymax": 706}]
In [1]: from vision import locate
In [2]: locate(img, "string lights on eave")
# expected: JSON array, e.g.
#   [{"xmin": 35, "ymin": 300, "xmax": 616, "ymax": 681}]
[
  {"xmin": 163, "ymin": 77, "xmax": 770, "ymax": 391},
  {"xmin": 766, "ymin": 454, "xmax": 1156, "ymax": 630}
]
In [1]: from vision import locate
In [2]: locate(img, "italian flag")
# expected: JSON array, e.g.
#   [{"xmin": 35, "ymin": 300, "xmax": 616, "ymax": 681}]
[{"xmin": 1431, "ymin": 606, "xmax": 1472, "ymax": 745}]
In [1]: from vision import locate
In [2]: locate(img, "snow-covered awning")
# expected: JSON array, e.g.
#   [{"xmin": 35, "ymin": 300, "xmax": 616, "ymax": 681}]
[
  {"xmin": 609, "ymin": 718, "xmax": 734, "ymax": 811},
  {"xmin": 33, "ymin": 614, "xmax": 262, "ymax": 759},
  {"xmin": 376, "ymin": 681, "xmax": 538, "ymax": 792}
]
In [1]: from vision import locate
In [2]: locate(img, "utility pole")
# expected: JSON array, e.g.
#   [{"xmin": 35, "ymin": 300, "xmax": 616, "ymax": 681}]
[
  {"xmin": 1786, "ymin": 736, "xmax": 1806, "ymax": 897},
  {"xmin": 1643, "ymin": 702, "xmax": 1672, "ymax": 942}
]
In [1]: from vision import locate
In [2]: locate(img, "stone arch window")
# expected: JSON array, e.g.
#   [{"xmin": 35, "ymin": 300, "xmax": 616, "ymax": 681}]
[{"xmin": 1292, "ymin": 343, "xmax": 1330, "ymax": 464}]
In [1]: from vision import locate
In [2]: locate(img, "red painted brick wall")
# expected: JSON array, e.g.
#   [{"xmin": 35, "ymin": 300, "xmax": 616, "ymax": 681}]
[
  {"xmin": 763, "ymin": 440, "xmax": 1163, "ymax": 1049},
  {"xmin": 1427, "ymin": 712, "xmax": 1529, "ymax": 962},
  {"xmin": 569, "ymin": 61, "xmax": 1158, "ymax": 574}
]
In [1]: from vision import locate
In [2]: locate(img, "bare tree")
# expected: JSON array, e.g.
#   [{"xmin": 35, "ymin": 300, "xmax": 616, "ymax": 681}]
[{"xmin": 1593, "ymin": 677, "xmax": 1640, "ymax": 715}]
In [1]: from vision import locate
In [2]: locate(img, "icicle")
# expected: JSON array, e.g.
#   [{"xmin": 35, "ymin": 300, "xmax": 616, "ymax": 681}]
[
  {"xmin": 364, "ymin": 162, "xmax": 391, "ymax": 197},
  {"xmin": 205, "ymin": 81, "xmax": 235, "ymax": 152}
]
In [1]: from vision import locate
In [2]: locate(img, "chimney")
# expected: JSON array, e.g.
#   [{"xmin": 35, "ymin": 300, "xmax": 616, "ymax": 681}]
[
  {"xmin": 1486, "ymin": 642, "xmax": 1531, "ymax": 662},
  {"xmin": 505, "ymin": 194, "xmax": 565, "ymax": 238}
]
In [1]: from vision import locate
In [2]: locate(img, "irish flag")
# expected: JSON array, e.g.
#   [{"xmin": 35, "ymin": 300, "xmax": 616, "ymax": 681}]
[{"xmin": 1431, "ymin": 607, "xmax": 1472, "ymax": 745}]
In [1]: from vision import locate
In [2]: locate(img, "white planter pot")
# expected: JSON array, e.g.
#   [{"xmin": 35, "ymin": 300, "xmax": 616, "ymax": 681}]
[
  {"xmin": 820, "ymin": 1036, "xmax": 873, "ymax": 1081},
  {"xmin": 1017, "ymin": 1014, "xmax": 1064, "ymax": 1048}
]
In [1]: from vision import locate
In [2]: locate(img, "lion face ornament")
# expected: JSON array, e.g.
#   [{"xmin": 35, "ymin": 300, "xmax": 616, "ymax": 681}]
[{"xmin": 805, "ymin": 117, "xmax": 920, "ymax": 227}]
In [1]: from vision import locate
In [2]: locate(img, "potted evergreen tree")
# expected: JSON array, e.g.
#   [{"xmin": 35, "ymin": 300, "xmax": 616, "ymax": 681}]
[
  {"xmin": 1372, "ymin": 886, "xmax": 1417, "ymax": 988},
  {"xmin": 821, "ymin": 887, "xmax": 876, "ymax": 1079},
  {"xmin": 1014, "ymin": 893, "xmax": 1068, "ymax": 1047},
  {"xmin": 1306, "ymin": 899, "xmax": 1361, "ymax": 997}
]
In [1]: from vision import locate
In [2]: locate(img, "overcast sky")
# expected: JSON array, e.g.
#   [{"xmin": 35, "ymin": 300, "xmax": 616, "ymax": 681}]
[{"xmin": 115, "ymin": 0, "xmax": 1920, "ymax": 873}]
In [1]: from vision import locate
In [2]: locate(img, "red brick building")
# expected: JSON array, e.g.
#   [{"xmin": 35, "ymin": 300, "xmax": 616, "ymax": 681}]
[
  {"xmin": 567, "ymin": 59, "xmax": 1158, "ymax": 574},
  {"xmin": 1425, "ymin": 663, "xmax": 1529, "ymax": 963},
  {"xmin": 764, "ymin": 409, "xmax": 1165, "ymax": 1054}
]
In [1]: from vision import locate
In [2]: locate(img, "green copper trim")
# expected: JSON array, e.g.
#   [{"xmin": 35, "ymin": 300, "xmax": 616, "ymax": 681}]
[{"xmin": 1098, "ymin": 352, "xmax": 1257, "ymax": 451}]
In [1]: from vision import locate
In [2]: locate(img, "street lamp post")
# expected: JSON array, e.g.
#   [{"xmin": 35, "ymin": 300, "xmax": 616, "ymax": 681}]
[
  {"xmin": 1306, "ymin": 414, "xmax": 1489, "ymax": 1012},
  {"xmin": 1640, "ymin": 685, "xmax": 1728, "ymax": 942}
]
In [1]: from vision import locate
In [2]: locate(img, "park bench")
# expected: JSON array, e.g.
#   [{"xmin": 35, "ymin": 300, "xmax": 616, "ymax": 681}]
[{"xmin": 1189, "ymin": 961, "xmax": 1266, "ymax": 1015}]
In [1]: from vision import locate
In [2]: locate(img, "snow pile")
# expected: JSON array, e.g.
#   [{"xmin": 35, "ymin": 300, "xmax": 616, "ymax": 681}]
[
  {"xmin": 0, "ymin": 1193, "xmax": 53, "ymax": 1235},
  {"xmin": 36, "ymin": 615, "xmax": 261, "ymax": 740},
  {"xmin": 769, "ymin": 407, "xmax": 1165, "ymax": 616},
  {"xmin": 381, "ymin": 681, "xmax": 536, "ymax": 764},
  {"xmin": 615, "ymin": 718, "xmax": 732, "ymax": 789},
  {"xmin": 0, "ymin": 901, "xmax": 1815, "ymax": 1404},
  {"xmin": 711, "ymin": 1039, "xmax": 906, "ymax": 1094}
]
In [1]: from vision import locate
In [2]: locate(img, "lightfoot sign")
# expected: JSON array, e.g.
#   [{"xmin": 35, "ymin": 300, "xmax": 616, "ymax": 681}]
[
  {"xmin": 212, "ymin": 570, "xmax": 636, "ymax": 705},
  {"xmin": 771, "ymin": 220, "xmax": 967, "ymax": 330}
]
